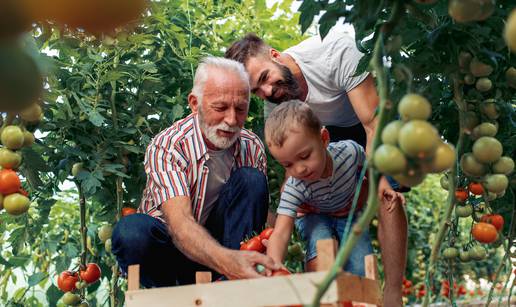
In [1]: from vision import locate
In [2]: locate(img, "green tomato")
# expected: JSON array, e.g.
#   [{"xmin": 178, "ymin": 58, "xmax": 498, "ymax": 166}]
[
  {"xmin": 381, "ymin": 120, "xmax": 403, "ymax": 145},
  {"xmin": 1, "ymin": 125, "xmax": 24, "ymax": 149},
  {"xmin": 98, "ymin": 224, "xmax": 113, "ymax": 243},
  {"xmin": 484, "ymin": 174, "xmax": 508, "ymax": 194},
  {"xmin": 397, "ymin": 93, "xmax": 432, "ymax": 121},
  {"xmin": 373, "ymin": 144, "xmax": 407, "ymax": 175},
  {"xmin": 398, "ymin": 120, "xmax": 439, "ymax": 159},
  {"xmin": 492, "ymin": 157, "xmax": 514, "ymax": 175},
  {"xmin": 472, "ymin": 137, "xmax": 502, "ymax": 164},
  {"xmin": 455, "ymin": 205, "xmax": 473, "ymax": 218}
]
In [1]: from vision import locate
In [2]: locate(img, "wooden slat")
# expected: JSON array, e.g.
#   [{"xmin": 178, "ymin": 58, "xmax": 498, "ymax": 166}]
[
  {"xmin": 196, "ymin": 272, "xmax": 212, "ymax": 284},
  {"xmin": 125, "ymin": 271, "xmax": 381, "ymax": 307},
  {"xmin": 363, "ymin": 254, "xmax": 380, "ymax": 307},
  {"xmin": 316, "ymin": 239, "xmax": 337, "ymax": 271},
  {"xmin": 336, "ymin": 273, "xmax": 382, "ymax": 306},
  {"xmin": 364, "ymin": 255, "xmax": 379, "ymax": 281},
  {"xmin": 127, "ymin": 265, "xmax": 140, "ymax": 291}
]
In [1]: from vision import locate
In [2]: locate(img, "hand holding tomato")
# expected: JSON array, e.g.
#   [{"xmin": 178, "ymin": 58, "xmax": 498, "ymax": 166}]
[{"xmin": 220, "ymin": 249, "xmax": 280, "ymax": 280}]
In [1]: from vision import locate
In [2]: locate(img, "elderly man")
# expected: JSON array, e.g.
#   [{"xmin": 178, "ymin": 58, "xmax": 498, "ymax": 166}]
[
  {"xmin": 112, "ymin": 57, "xmax": 278, "ymax": 287},
  {"xmin": 226, "ymin": 32, "xmax": 407, "ymax": 306}
]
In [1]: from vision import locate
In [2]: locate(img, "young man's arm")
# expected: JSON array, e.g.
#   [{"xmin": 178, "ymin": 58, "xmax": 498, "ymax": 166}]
[
  {"xmin": 162, "ymin": 196, "xmax": 278, "ymax": 280},
  {"xmin": 346, "ymin": 75, "xmax": 379, "ymax": 157}
]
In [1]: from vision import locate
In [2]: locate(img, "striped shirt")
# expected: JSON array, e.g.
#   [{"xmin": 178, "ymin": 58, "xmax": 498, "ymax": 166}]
[
  {"xmin": 277, "ymin": 140, "xmax": 365, "ymax": 218},
  {"xmin": 139, "ymin": 113, "xmax": 267, "ymax": 223}
]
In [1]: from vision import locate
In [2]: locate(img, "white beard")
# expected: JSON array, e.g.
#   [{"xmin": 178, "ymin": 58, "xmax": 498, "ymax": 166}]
[{"xmin": 199, "ymin": 113, "xmax": 241, "ymax": 149}]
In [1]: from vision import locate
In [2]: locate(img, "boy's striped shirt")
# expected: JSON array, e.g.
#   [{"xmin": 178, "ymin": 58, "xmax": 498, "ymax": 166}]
[
  {"xmin": 277, "ymin": 140, "xmax": 365, "ymax": 218},
  {"xmin": 139, "ymin": 113, "xmax": 267, "ymax": 223}
]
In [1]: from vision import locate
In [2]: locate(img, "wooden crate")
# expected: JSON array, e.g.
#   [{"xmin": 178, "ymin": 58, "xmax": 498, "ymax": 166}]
[{"xmin": 125, "ymin": 239, "xmax": 382, "ymax": 307}]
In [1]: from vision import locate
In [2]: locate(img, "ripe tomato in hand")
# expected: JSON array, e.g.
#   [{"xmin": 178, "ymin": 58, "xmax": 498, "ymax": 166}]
[
  {"xmin": 480, "ymin": 214, "xmax": 504, "ymax": 231},
  {"xmin": 259, "ymin": 227, "xmax": 274, "ymax": 241},
  {"xmin": 0, "ymin": 169, "xmax": 21, "ymax": 194},
  {"xmin": 121, "ymin": 207, "xmax": 137, "ymax": 217},
  {"xmin": 57, "ymin": 271, "xmax": 79, "ymax": 292},
  {"xmin": 472, "ymin": 222, "xmax": 498, "ymax": 243},
  {"xmin": 455, "ymin": 188, "xmax": 468, "ymax": 202},
  {"xmin": 80, "ymin": 263, "xmax": 101, "ymax": 284},
  {"xmin": 240, "ymin": 236, "xmax": 265, "ymax": 253}
]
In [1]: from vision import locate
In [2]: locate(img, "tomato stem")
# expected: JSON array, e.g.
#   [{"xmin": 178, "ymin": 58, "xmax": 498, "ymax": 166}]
[
  {"xmin": 309, "ymin": 1, "xmax": 403, "ymax": 306},
  {"xmin": 422, "ymin": 76, "xmax": 465, "ymax": 306}
]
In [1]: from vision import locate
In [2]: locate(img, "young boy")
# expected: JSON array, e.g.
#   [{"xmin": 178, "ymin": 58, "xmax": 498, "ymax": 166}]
[{"xmin": 264, "ymin": 101, "xmax": 403, "ymax": 276}]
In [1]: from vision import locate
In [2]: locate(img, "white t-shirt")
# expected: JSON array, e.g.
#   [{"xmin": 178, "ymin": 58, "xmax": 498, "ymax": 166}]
[
  {"xmin": 264, "ymin": 30, "xmax": 369, "ymax": 127},
  {"xmin": 200, "ymin": 148, "xmax": 233, "ymax": 225}
]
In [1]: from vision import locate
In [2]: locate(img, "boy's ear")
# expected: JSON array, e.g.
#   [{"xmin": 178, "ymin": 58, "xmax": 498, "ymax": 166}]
[
  {"xmin": 188, "ymin": 93, "xmax": 199, "ymax": 113},
  {"xmin": 321, "ymin": 127, "xmax": 330, "ymax": 147}
]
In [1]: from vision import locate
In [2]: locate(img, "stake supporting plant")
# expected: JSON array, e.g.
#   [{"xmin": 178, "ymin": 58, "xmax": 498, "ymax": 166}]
[
  {"xmin": 309, "ymin": 2, "xmax": 403, "ymax": 306},
  {"xmin": 422, "ymin": 76, "xmax": 467, "ymax": 307}
]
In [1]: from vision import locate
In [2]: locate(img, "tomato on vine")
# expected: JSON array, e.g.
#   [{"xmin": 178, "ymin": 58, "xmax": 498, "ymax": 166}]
[
  {"xmin": 455, "ymin": 188, "xmax": 468, "ymax": 202},
  {"xmin": 472, "ymin": 222, "xmax": 498, "ymax": 243},
  {"xmin": 0, "ymin": 169, "xmax": 21, "ymax": 194},
  {"xmin": 57, "ymin": 271, "xmax": 79, "ymax": 292},
  {"xmin": 80, "ymin": 263, "xmax": 101, "ymax": 284},
  {"xmin": 468, "ymin": 182, "xmax": 484, "ymax": 195},
  {"xmin": 480, "ymin": 214, "xmax": 504, "ymax": 231}
]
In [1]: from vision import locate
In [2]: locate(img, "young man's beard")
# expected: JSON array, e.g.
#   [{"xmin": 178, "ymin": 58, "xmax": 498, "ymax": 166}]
[{"xmin": 266, "ymin": 63, "xmax": 301, "ymax": 104}]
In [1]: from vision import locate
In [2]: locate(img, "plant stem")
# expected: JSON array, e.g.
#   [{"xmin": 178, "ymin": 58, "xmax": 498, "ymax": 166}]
[
  {"xmin": 422, "ymin": 76, "xmax": 465, "ymax": 306},
  {"xmin": 78, "ymin": 182, "xmax": 88, "ymax": 268},
  {"xmin": 309, "ymin": 2, "xmax": 403, "ymax": 305}
]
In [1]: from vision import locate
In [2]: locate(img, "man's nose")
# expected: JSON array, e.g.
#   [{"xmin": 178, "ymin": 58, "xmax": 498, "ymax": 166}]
[
  {"xmin": 224, "ymin": 108, "xmax": 238, "ymax": 126},
  {"xmin": 259, "ymin": 84, "xmax": 273, "ymax": 99}
]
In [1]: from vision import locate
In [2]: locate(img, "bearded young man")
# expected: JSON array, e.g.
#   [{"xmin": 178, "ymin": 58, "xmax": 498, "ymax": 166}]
[
  {"xmin": 112, "ymin": 57, "xmax": 278, "ymax": 287},
  {"xmin": 226, "ymin": 31, "xmax": 407, "ymax": 306}
]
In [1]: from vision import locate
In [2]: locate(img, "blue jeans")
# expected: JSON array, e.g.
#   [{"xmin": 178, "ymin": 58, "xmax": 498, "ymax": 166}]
[
  {"xmin": 112, "ymin": 167, "xmax": 268, "ymax": 287},
  {"xmin": 295, "ymin": 213, "xmax": 373, "ymax": 277}
]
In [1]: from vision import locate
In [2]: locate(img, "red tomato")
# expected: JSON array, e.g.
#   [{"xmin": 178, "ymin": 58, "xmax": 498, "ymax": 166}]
[
  {"xmin": 468, "ymin": 182, "xmax": 484, "ymax": 195},
  {"xmin": 341, "ymin": 302, "xmax": 353, "ymax": 307},
  {"xmin": 57, "ymin": 271, "xmax": 78, "ymax": 292},
  {"xmin": 121, "ymin": 207, "xmax": 137, "ymax": 217},
  {"xmin": 472, "ymin": 222, "xmax": 498, "ymax": 243},
  {"xmin": 259, "ymin": 227, "xmax": 274, "ymax": 241},
  {"xmin": 79, "ymin": 263, "xmax": 101, "ymax": 284},
  {"xmin": 416, "ymin": 289, "xmax": 426, "ymax": 298},
  {"xmin": 480, "ymin": 214, "xmax": 504, "ymax": 231},
  {"xmin": 240, "ymin": 236, "xmax": 265, "ymax": 253},
  {"xmin": 455, "ymin": 188, "xmax": 468, "ymax": 202},
  {"xmin": 0, "ymin": 169, "xmax": 21, "ymax": 194},
  {"xmin": 271, "ymin": 268, "xmax": 291, "ymax": 276}
]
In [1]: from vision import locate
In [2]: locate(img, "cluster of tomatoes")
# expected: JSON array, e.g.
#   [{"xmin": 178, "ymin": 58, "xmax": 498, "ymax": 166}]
[
  {"xmin": 57, "ymin": 263, "xmax": 101, "ymax": 306},
  {"xmin": 0, "ymin": 104, "xmax": 42, "ymax": 216},
  {"xmin": 374, "ymin": 93, "xmax": 455, "ymax": 187},
  {"xmin": 441, "ymin": 280, "xmax": 467, "ymax": 298}
]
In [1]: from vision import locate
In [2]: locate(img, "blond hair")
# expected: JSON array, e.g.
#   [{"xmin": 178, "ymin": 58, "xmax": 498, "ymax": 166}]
[{"xmin": 265, "ymin": 101, "xmax": 321, "ymax": 147}]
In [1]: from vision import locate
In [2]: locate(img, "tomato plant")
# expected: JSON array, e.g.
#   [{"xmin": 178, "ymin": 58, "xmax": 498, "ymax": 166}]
[
  {"xmin": 80, "ymin": 263, "xmax": 101, "ymax": 284},
  {"xmin": 57, "ymin": 271, "xmax": 79, "ymax": 292}
]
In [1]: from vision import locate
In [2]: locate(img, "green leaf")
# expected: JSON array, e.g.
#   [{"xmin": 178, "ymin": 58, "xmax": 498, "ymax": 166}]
[
  {"xmin": 28, "ymin": 272, "xmax": 47, "ymax": 287},
  {"xmin": 88, "ymin": 109, "xmax": 107, "ymax": 127},
  {"xmin": 298, "ymin": 0, "xmax": 320, "ymax": 33},
  {"xmin": 46, "ymin": 284, "xmax": 62, "ymax": 307},
  {"xmin": 21, "ymin": 147, "xmax": 51, "ymax": 172}
]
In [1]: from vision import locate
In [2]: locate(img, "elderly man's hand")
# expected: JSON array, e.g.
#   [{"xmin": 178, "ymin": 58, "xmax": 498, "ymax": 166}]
[{"xmin": 220, "ymin": 249, "xmax": 280, "ymax": 280}]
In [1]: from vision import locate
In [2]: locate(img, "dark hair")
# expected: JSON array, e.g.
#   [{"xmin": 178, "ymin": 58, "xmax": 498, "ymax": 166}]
[{"xmin": 225, "ymin": 33, "xmax": 270, "ymax": 64}]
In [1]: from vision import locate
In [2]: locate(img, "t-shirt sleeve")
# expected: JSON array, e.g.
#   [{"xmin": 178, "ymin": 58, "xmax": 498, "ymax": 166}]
[
  {"xmin": 347, "ymin": 140, "xmax": 366, "ymax": 167},
  {"xmin": 276, "ymin": 178, "xmax": 307, "ymax": 218},
  {"xmin": 329, "ymin": 35, "xmax": 369, "ymax": 92},
  {"xmin": 145, "ymin": 140, "xmax": 190, "ymax": 207}
]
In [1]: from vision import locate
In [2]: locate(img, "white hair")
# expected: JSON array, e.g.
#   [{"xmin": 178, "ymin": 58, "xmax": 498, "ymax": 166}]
[{"xmin": 191, "ymin": 56, "xmax": 250, "ymax": 104}]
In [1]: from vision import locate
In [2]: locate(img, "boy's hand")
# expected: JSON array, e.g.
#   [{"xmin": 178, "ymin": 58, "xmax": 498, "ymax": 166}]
[{"xmin": 381, "ymin": 189, "xmax": 406, "ymax": 212}]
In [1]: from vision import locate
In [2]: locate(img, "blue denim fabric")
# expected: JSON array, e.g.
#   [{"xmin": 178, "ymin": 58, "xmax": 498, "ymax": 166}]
[
  {"xmin": 295, "ymin": 213, "xmax": 373, "ymax": 277},
  {"xmin": 112, "ymin": 167, "xmax": 268, "ymax": 287}
]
